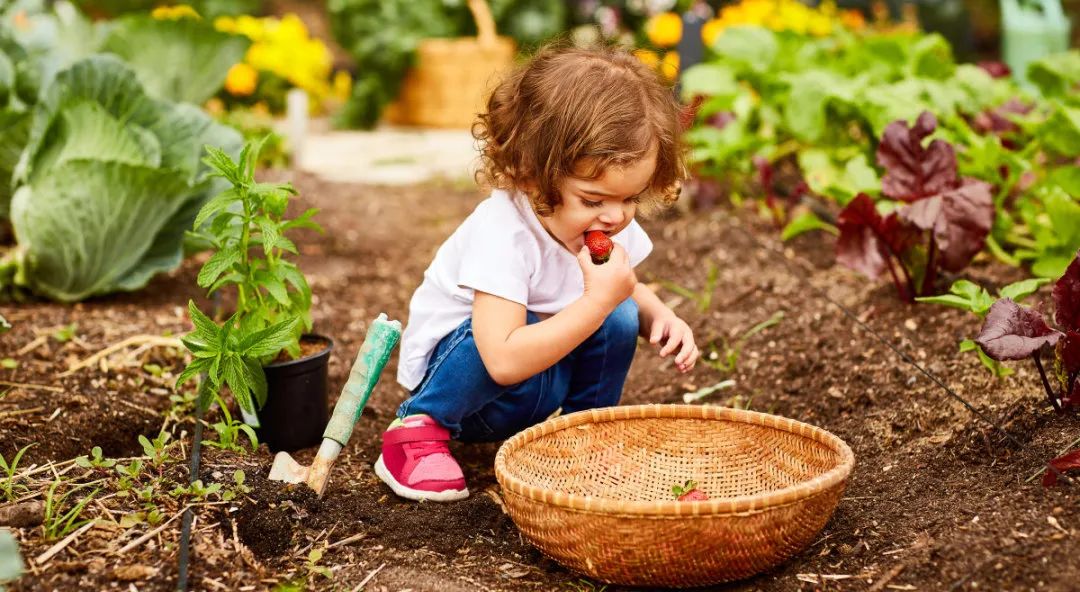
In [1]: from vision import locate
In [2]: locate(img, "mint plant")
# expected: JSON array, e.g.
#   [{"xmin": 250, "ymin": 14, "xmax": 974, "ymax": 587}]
[
  {"xmin": 177, "ymin": 138, "xmax": 321, "ymax": 416},
  {"xmin": 917, "ymin": 277, "xmax": 1049, "ymax": 377},
  {"xmin": 836, "ymin": 112, "xmax": 995, "ymax": 301}
]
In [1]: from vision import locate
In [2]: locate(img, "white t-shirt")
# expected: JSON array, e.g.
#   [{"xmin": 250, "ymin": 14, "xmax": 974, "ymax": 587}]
[{"xmin": 396, "ymin": 189, "xmax": 654, "ymax": 390}]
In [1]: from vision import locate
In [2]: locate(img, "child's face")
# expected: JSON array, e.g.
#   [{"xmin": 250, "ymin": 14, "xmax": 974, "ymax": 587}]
[{"xmin": 542, "ymin": 144, "xmax": 658, "ymax": 253}]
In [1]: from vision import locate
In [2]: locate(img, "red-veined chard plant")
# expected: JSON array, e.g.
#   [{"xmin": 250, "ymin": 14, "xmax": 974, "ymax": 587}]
[
  {"xmin": 974, "ymin": 250, "xmax": 1080, "ymax": 486},
  {"xmin": 836, "ymin": 111, "xmax": 995, "ymax": 301}
]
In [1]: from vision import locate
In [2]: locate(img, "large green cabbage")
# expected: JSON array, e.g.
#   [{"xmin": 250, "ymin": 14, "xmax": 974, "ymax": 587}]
[
  {"xmin": 2, "ymin": 55, "xmax": 241, "ymax": 302},
  {"xmin": 0, "ymin": 29, "xmax": 39, "ymax": 219}
]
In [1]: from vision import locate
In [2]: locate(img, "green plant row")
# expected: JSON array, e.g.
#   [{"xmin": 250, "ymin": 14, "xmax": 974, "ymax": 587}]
[{"xmin": 681, "ymin": 26, "xmax": 1079, "ymax": 279}]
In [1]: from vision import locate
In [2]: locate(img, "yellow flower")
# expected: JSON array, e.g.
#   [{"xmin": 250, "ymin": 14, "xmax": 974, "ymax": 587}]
[
  {"xmin": 332, "ymin": 70, "xmax": 352, "ymax": 102},
  {"xmin": 633, "ymin": 48, "xmax": 660, "ymax": 69},
  {"xmin": 224, "ymin": 62, "xmax": 258, "ymax": 96},
  {"xmin": 645, "ymin": 12, "xmax": 682, "ymax": 48},
  {"xmin": 660, "ymin": 51, "xmax": 679, "ymax": 80},
  {"xmin": 702, "ymin": 18, "xmax": 726, "ymax": 47},
  {"xmin": 808, "ymin": 14, "xmax": 833, "ymax": 36},
  {"xmin": 151, "ymin": 4, "xmax": 200, "ymax": 20}
]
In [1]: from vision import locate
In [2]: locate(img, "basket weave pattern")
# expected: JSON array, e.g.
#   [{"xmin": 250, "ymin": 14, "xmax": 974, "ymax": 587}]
[{"xmin": 494, "ymin": 405, "xmax": 854, "ymax": 587}]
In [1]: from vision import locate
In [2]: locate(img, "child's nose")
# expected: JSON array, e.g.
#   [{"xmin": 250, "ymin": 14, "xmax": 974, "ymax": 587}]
[{"xmin": 598, "ymin": 204, "xmax": 626, "ymax": 226}]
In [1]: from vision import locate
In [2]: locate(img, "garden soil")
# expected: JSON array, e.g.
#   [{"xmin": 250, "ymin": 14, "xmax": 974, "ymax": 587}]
[{"xmin": 1, "ymin": 172, "xmax": 1077, "ymax": 591}]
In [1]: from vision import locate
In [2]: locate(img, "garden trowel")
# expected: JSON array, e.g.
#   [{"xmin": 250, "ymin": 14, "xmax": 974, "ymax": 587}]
[{"xmin": 269, "ymin": 313, "xmax": 402, "ymax": 496}]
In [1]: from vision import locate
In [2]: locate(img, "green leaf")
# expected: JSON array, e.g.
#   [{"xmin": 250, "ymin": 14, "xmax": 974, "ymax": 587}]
[
  {"xmin": 197, "ymin": 246, "xmax": 241, "ymax": 290},
  {"xmin": 1042, "ymin": 105, "xmax": 1080, "ymax": 157},
  {"xmin": 102, "ymin": 16, "xmax": 250, "ymax": 105},
  {"xmin": 712, "ymin": 26, "xmax": 777, "ymax": 73},
  {"xmin": 241, "ymin": 356, "xmax": 268, "ymax": 409},
  {"xmin": 257, "ymin": 216, "xmax": 281, "ymax": 256},
  {"xmin": 1027, "ymin": 51, "xmax": 1080, "ymax": 100},
  {"xmin": 915, "ymin": 294, "xmax": 974, "ymax": 311},
  {"xmin": 280, "ymin": 208, "xmax": 322, "ymax": 233},
  {"xmin": 679, "ymin": 64, "xmax": 738, "ymax": 101},
  {"xmin": 254, "ymin": 270, "xmax": 290, "ymax": 305},
  {"xmin": 221, "ymin": 354, "xmax": 254, "ymax": 414},
  {"xmin": 239, "ymin": 316, "xmax": 300, "ymax": 359},
  {"xmin": 187, "ymin": 300, "xmax": 221, "ymax": 342},
  {"xmin": 998, "ymin": 278, "xmax": 1051, "ymax": 302},
  {"xmin": 0, "ymin": 528, "xmax": 25, "ymax": 583},
  {"xmin": 781, "ymin": 211, "xmax": 838, "ymax": 241},
  {"xmin": 193, "ymin": 187, "xmax": 242, "ymax": 230}
]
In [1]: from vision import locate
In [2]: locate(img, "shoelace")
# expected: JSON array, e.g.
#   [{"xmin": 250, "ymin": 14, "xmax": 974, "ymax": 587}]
[{"xmin": 404, "ymin": 439, "xmax": 450, "ymax": 460}]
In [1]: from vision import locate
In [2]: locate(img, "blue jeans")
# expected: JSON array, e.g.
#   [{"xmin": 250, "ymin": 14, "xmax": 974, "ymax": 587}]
[{"xmin": 397, "ymin": 299, "xmax": 639, "ymax": 442}]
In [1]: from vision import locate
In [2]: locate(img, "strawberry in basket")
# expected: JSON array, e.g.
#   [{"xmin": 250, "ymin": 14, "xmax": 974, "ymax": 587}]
[{"xmin": 672, "ymin": 480, "xmax": 709, "ymax": 501}]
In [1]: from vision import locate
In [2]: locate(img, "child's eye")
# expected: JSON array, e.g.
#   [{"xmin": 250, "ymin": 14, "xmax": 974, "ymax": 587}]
[
  {"xmin": 581, "ymin": 198, "xmax": 604, "ymax": 208},
  {"xmin": 626, "ymin": 195, "xmax": 643, "ymax": 204}
]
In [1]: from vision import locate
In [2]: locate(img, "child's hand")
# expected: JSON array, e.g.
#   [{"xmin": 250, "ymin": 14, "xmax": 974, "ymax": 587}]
[
  {"xmin": 578, "ymin": 243, "xmax": 636, "ymax": 311},
  {"xmin": 647, "ymin": 313, "xmax": 698, "ymax": 373}
]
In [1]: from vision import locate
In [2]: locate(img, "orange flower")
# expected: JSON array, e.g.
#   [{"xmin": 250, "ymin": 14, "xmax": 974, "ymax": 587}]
[
  {"xmin": 840, "ymin": 9, "xmax": 866, "ymax": 30},
  {"xmin": 224, "ymin": 63, "xmax": 258, "ymax": 96}
]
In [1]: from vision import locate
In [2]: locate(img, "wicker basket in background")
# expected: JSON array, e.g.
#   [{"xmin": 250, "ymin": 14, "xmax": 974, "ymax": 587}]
[
  {"xmin": 384, "ymin": 0, "xmax": 515, "ymax": 129},
  {"xmin": 494, "ymin": 404, "xmax": 855, "ymax": 588}
]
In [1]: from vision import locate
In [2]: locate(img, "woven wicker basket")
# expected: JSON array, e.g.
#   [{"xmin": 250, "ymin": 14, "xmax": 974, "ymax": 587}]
[
  {"xmin": 385, "ymin": 0, "xmax": 515, "ymax": 129},
  {"xmin": 494, "ymin": 404, "xmax": 855, "ymax": 588}
]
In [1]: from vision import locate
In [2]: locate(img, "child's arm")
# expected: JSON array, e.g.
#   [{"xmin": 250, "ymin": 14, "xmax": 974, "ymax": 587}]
[
  {"xmin": 471, "ymin": 244, "xmax": 638, "ymax": 386},
  {"xmin": 631, "ymin": 282, "xmax": 699, "ymax": 373}
]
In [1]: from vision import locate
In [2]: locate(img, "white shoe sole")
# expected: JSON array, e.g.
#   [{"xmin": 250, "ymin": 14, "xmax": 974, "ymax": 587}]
[{"xmin": 374, "ymin": 454, "xmax": 470, "ymax": 502}]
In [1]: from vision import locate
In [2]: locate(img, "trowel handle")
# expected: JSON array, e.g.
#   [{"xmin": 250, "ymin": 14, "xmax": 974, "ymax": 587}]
[{"xmin": 322, "ymin": 313, "xmax": 402, "ymax": 445}]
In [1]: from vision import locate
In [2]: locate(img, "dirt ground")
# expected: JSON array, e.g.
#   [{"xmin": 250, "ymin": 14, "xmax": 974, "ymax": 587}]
[{"xmin": 1, "ymin": 171, "xmax": 1078, "ymax": 592}]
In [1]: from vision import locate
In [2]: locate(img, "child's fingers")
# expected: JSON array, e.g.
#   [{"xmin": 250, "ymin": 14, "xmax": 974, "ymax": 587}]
[
  {"xmin": 674, "ymin": 338, "xmax": 696, "ymax": 365},
  {"xmin": 649, "ymin": 319, "xmax": 666, "ymax": 345},
  {"xmin": 659, "ymin": 327, "xmax": 683, "ymax": 357},
  {"xmin": 677, "ymin": 346, "xmax": 699, "ymax": 372}
]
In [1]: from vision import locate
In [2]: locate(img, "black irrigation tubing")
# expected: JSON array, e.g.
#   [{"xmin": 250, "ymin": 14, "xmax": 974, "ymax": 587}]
[
  {"xmin": 177, "ymin": 293, "xmax": 220, "ymax": 592},
  {"xmin": 725, "ymin": 218, "xmax": 1073, "ymax": 487}
]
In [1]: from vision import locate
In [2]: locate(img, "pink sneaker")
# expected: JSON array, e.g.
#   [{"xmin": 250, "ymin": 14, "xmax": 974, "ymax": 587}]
[{"xmin": 374, "ymin": 416, "xmax": 469, "ymax": 502}]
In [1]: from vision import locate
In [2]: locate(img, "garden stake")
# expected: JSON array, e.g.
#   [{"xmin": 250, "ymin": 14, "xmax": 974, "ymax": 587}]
[{"xmin": 269, "ymin": 314, "xmax": 401, "ymax": 496}]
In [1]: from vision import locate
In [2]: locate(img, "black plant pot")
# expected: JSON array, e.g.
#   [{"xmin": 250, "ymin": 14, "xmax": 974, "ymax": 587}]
[{"xmin": 257, "ymin": 334, "xmax": 333, "ymax": 453}]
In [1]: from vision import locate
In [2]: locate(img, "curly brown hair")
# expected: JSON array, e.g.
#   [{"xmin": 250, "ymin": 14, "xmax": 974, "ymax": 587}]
[{"xmin": 473, "ymin": 43, "xmax": 688, "ymax": 217}]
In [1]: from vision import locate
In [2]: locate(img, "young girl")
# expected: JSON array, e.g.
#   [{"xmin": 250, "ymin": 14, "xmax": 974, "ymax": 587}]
[{"xmin": 375, "ymin": 44, "xmax": 699, "ymax": 502}]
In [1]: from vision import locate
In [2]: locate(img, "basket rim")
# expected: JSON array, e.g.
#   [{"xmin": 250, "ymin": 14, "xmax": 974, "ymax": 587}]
[{"xmin": 494, "ymin": 404, "xmax": 855, "ymax": 517}]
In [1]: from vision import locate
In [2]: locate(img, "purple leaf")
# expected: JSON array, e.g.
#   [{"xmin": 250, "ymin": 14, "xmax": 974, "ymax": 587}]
[
  {"xmin": 1061, "ymin": 331, "xmax": 1080, "ymax": 375},
  {"xmin": 897, "ymin": 180, "xmax": 994, "ymax": 272},
  {"xmin": 1052, "ymin": 251, "xmax": 1080, "ymax": 331},
  {"xmin": 877, "ymin": 111, "xmax": 959, "ymax": 202},
  {"xmin": 1042, "ymin": 449, "xmax": 1080, "ymax": 487},
  {"xmin": 977, "ymin": 61, "xmax": 1011, "ymax": 79},
  {"xmin": 836, "ymin": 193, "xmax": 893, "ymax": 278},
  {"xmin": 975, "ymin": 299, "xmax": 1063, "ymax": 361},
  {"xmin": 706, "ymin": 111, "xmax": 735, "ymax": 130}
]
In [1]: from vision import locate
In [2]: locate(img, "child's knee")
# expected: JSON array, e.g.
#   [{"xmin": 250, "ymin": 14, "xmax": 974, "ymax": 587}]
[{"xmin": 604, "ymin": 298, "xmax": 640, "ymax": 346}]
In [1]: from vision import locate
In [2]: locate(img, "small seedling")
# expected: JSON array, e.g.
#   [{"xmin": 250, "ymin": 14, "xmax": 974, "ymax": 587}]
[
  {"xmin": 202, "ymin": 396, "xmax": 258, "ymax": 453},
  {"xmin": 138, "ymin": 432, "xmax": 173, "ymax": 468},
  {"xmin": 170, "ymin": 479, "xmax": 222, "ymax": 501},
  {"xmin": 0, "ymin": 359, "xmax": 16, "ymax": 370},
  {"xmin": 704, "ymin": 311, "xmax": 784, "ymax": 374},
  {"xmin": 222, "ymin": 470, "xmax": 251, "ymax": 502},
  {"xmin": 0, "ymin": 313, "xmax": 10, "ymax": 334},
  {"xmin": 0, "ymin": 444, "xmax": 33, "ymax": 502},
  {"xmin": 658, "ymin": 262, "xmax": 720, "ymax": 313},
  {"xmin": 114, "ymin": 459, "xmax": 145, "ymax": 492},
  {"xmin": 51, "ymin": 323, "xmax": 77, "ymax": 343},
  {"xmin": 41, "ymin": 480, "xmax": 99, "ymax": 541},
  {"xmin": 75, "ymin": 446, "xmax": 116, "ymax": 470}
]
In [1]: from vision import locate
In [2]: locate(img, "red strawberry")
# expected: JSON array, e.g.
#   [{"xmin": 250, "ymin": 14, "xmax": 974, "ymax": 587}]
[
  {"xmin": 584, "ymin": 230, "xmax": 613, "ymax": 264},
  {"xmin": 672, "ymin": 480, "xmax": 709, "ymax": 501}
]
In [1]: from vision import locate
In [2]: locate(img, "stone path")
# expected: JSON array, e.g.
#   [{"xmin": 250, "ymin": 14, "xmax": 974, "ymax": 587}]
[{"xmin": 291, "ymin": 122, "xmax": 479, "ymax": 186}]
